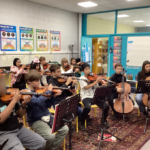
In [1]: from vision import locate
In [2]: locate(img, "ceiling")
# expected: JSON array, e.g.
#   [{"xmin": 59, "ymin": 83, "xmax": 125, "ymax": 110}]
[
  {"xmin": 89, "ymin": 7, "xmax": 150, "ymax": 27},
  {"xmin": 26, "ymin": 0, "xmax": 150, "ymax": 13}
]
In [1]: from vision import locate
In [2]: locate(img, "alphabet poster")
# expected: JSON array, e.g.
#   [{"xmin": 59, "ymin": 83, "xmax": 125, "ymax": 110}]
[
  {"xmin": 0, "ymin": 24, "xmax": 17, "ymax": 51},
  {"xmin": 20, "ymin": 27, "xmax": 34, "ymax": 51},
  {"xmin": 36, "ymin": 29, "xmax": 48, "ymax": 51},
  {"xmin": 50, "ymin": 31, "xmax": 61, "ymax": 51}
]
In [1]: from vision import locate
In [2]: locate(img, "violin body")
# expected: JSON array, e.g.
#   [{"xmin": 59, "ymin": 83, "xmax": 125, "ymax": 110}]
[
  {"xmin": 65, "ymin": 65, "xmax": 80, "ymax": 72},
  {"xmin": 19, "ymin": 64, "xmax": 30, "ymax": 70},
  {"xmin": 1, "ymin": 88, "xmax": 19, "ymax": 103},
  {"xmin": 114, "ymin": 82, "xmax": 133, "ymax": 113},
  {"xmin": 142, "ymin": 76, "xmax": 150, "ymax": 107},
  {"xmin": 43, "ymin": 63, "xmax": 50, "ymax": 70}
]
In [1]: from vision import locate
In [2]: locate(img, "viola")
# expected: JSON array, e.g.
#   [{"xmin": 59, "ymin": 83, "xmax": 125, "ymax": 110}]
[
  {"xmin": 1, "ymin": 88, "xmax": 51, "ymax": 103},
  {"xmin": 114, "ymin": 68, "xmax": 133, "ymax": 114},
  {"xmin": 142, "ymin": 76, "xmax": 150, "ymax": 107},
  {"xmin": 43, "ymin": 63, "xmax": 50, "ymax": 70}
]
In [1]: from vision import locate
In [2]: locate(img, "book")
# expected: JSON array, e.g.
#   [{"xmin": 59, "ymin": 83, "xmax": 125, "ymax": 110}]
[{"xmin": 98, "ymin": 134, "xmax": 116, "ymax": 142}]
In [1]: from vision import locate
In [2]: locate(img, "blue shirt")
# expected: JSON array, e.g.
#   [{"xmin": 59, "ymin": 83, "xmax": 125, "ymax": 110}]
[{"xmin": 26, "ymin": 90, "xmax": 55, "ymax": 126}]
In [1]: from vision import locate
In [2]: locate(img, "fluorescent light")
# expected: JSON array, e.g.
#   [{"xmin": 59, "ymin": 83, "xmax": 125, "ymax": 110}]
[
  {"xmin": 118, "ymin": 14, "xmax": 129, "ymax": 18},
  {"xmin": 133, "ymin": 20, "xmax": 145, "ymax": 23},
  {"xmin": 146, "ymin": 25, "xmax": 150, "ymax": 26},
  {"xmin": 77, "ymin": 1, "xmax": 98, "ymax": 8}
]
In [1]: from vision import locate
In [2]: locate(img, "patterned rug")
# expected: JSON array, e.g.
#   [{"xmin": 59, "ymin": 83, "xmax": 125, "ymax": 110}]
[{"xmin": 59, "ymin": 108, "xmax": 150, "ymax": 150}]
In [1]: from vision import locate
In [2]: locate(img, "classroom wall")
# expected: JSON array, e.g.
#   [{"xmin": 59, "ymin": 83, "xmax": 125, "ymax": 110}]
[
  {"xmin": 0, "ymin": 0, "xmax": 79, "ymax": 65},
  {"xmin": 87, "ymin": 16, "xmax": 135, "ymax": 35}
]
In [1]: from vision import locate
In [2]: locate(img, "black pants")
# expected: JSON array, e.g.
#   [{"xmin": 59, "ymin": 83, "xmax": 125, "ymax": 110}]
[
  {"xmin": 80, "ymin": 98, "xmax": 109, "ymax": 124},
  {"xmin": 13, "ymin": 82, "xmax": 26, "ymax": 90}
]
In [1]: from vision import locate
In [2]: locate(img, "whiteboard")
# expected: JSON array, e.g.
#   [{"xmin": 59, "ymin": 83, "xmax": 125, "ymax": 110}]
[
  {"xmin": 126, "ymin": 36, "xmax": 150, "ymax": 67},
  {"xmin": 30, "ymin": 54, "xmax": 53, "ymax": 63},
  {"xmin": 1, "ymin": 55, "xmax": 28, "ymax": 66}
]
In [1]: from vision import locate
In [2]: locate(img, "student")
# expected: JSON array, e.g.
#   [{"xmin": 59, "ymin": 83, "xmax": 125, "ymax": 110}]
[
  {"xmin": 30, "ymin": 57, "xmax": 47, "ymax": 86},
  {"xmin": 61, "ymin": 58, "xmax": 74, "ymax": 73},
  {"xmin": 10, "ymin": 58, "xmax": 28, "ymax": 90},
  {"xmin": 25, "ymin": 70, "xmax": 68, "ymax": 150},
  {"xmin": 0, "ymin": 75, "xmax": 46, "ymax": 150},
  {"xmin": 136, "ymin": 60, "xmax": 150, "ymax": 116},
  {"xmin": 108, "ymin": 63, "xmax": 134, "ymax": 119},
  {"xmin": 79, "ymin": 63, "xmax": 109, "ymax": 130},
  {"xmin": 39, "ymin": 56, "xmax": 50, "ymax": 86},
  {"xmin": 48, "ymin": 64, "xmax": 83, "ymax": 116},
  {"xmin": 70, "ymin": 57, "xmax": 81, "ymax": 77}
]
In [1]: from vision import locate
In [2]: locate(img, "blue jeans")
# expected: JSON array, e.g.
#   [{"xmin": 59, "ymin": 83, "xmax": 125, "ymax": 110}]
[
  {"xmin": 135, "ymin": 94, "xmax": 145, "ymax": 112},
  {"xmin": 77, "ymin": 106, "xmax": 83, "ymax": 116}
]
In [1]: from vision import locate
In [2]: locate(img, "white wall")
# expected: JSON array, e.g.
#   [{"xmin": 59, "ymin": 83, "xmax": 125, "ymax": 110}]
[{"xmin": 0, "ymin": 0, "xmax": 79, "ymax": 65}]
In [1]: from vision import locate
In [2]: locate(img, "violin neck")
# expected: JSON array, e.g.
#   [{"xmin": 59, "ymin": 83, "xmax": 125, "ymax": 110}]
[{"xmin": 53, "ymin": 87, "xmax": 69, "ymax": 90}]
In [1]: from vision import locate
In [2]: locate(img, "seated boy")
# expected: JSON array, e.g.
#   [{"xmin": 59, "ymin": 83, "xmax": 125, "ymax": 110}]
[
  {"xmin": 48, "ymin": 64, "xmax": 83, "ymax": 116},
  {"xmin": 79, "ymin": 63, "xmax": 110, "ymax": 130},
  {"xmin": 25, "ymin": 70, "xmax": 69, "ymax": 150},
  {"xmin": 108, "ymin": 63, "xmax": 134, "ymax": 119},
  {"xmin": 0, "ymin": 75, "xmax": 46, "ymax": 150}
]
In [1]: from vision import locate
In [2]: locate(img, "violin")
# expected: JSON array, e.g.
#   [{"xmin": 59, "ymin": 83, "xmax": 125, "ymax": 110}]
[
  {"xmin": 65, "ymin": 65, "xmax": 80, "ymax": 72},
  {"xmin": 57, "ymin": 76, "xmax": 89, "ymax": 84},
  {"xmin": 142, "ymin": 76, "xmax": 150, "ymax": 107},
  {"xmin": 43, "ymin": 63, "xmax": 50, "ymax": 70},
  {"xmin": 87, "ymin": 73, "xmax": 116, "ymax": 85},
  {"xmin": 75, "ymin": 61, "xmax": 91, "ymax": 66},
  {"xmin": 1, "ymin": 88, "xmax": 51, "ymax": 103},
  {"xmin": 35, "ymin": 86, "xmax": 69, "ymax": 95},
  {"xmin": 114, "ymin": 68, "xmax": 133, "ymax": 114},
  {"xmin": 0, "ymin": 69, "xmax": 16, "ymax": 75},
  {"xmin": 38, "ymin": 70, "xmax": 52, "ymax": 76},
  {"xmin": 19, "ymin": 64, "xmax": 30, "ymax": 70}
]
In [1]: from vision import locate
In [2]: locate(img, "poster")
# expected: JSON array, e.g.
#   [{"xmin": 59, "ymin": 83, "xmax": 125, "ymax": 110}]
[
  {"xmin": 113, "ymin": 36, "xmax": 122, "ymax": 69},
  {"xmin": 50, "ymin": 31, "xmax": 61, "ymax": 51},
  {"xmin": 36, "ymin": 29, "xmax": 48, "ymax": 51},
  {"xmin": 127, "ymin": 41, "xmax": 133, "ymax": 51},
  {"xmin": 20, "ymin": 27, "xmax": 34, "ymax": 51},
  {"xmin": 0, "ymin": 24, "xmax": 17, "ymax": 51}
]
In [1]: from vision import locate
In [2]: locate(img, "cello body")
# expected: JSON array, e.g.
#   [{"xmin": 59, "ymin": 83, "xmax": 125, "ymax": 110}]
[
  {"xmin": 114, "ymin": 82, "xmax": 133, "ymax": 113},
  {"xmin": 114, "ymin": 68, "xmax": 133, "ymax": 114},
  {"xmin": 142, "ymin": 76, "xmax": 150, "ymax": 107}
]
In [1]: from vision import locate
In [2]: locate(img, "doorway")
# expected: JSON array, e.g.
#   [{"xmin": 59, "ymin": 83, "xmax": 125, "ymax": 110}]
[{"xmin": 92, "ymin": 37, "xmax": 109, "ymax": 75}]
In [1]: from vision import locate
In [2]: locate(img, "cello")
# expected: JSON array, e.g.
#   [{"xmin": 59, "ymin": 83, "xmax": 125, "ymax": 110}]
[{"xmin": 114, "ymin": 68, "xmax": 133, "ymax": 116}]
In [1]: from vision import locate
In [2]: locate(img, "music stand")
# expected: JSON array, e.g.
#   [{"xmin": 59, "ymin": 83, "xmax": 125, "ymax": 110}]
[
  {"xmin": 52, "ymin": 94, "xmax": 80, "ymax": 150},
  {"xmin": 136, "ymin": 80, "xmax": 150, "ymax": 134},
  {"xmin": 92, "ymin": 85, "xmax": 121, "ymax": 150}
]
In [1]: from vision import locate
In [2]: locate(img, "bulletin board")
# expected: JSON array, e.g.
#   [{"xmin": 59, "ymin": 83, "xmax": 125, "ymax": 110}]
[{"xmin": 126, "ymin": 36, "xmax": 150, "ymax": 67}]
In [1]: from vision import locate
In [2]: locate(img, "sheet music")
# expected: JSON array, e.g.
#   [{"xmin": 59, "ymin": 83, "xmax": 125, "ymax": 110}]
[{"xmin": 1, "ymin": 55, "xmax": 28, "ymax": 66}]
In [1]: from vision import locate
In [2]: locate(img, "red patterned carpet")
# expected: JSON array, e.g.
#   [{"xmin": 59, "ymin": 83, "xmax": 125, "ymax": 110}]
[{"xmin": 59, "ymin": 108, "xmax": 150, "ymax": 150}]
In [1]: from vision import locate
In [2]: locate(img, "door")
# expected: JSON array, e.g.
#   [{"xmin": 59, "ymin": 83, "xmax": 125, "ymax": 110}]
[{"xmin": 81, "ymin": 36, "xmax": 92, "ymax": 71}]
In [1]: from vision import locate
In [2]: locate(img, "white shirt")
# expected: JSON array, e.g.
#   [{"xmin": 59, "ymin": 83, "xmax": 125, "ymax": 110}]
[
  {"xmin": 40, "ymin": 64, "xmax": 48, "ymax": 85},
  {"xmin": 79, "ymin": 75, "xmax": 98, "ymax": 100},
  {"xmin": 60, "ymin": 66, "xmax": 73, "ymax": 74}
]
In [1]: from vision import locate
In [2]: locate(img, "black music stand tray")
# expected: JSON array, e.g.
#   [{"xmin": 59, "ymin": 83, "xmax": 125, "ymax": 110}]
[
  {"xmin": 52, "ymin": 94, "xmax": 80, "ymax": 150},
  {"xmin": 92, "ymin": 85, "xmax": 121, "ymax": 150},
  {"xmin": 136, "ymin": 80, "xmax": 150, "ymax": 134}
]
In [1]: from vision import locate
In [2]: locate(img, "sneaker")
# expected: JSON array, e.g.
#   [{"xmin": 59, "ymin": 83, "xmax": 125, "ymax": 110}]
[{"xmin": 80, "ymin": 123, "xmax": 86, "ymax": 131}]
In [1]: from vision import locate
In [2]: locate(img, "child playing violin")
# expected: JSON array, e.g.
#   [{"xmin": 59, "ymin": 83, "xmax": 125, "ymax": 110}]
[
  {"xmin": 108, "ymin": 63, "xmax": 134, "ymax": 119},
  {"xmin": 39, "ymin": 56, "xmax": 50, "ymax": 86},
  {"xmin": 61, "ymin": 58, "xmax": 74, "ymax": 73},
  {"xmin": 30, "ymin": 57, "xmax": 48, "ymax": 86},
  {"xmin": 48, "ymin": 64, "xmax": 83, "ymax": 116},
  {"xmin": 70, "ymin": 57, "xmax": 81, "ymax": 77},
  {"xmin": 10, "ymin": 58, "xmax": 28, "ymax": 90},
  {"xmin": 136, "ymin": 60, "xmax": 150, "ymax": 116},
  {"xmin": 0, "ymin": 75, "xmax": 46, "ymax": 150},
  {"xmin": 79, "ymin": 63, "xmax": 109, "ymax": 130},
  {"xmin": 25, "ymin": 70, "xmax": 68, "ymax": 150}
]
